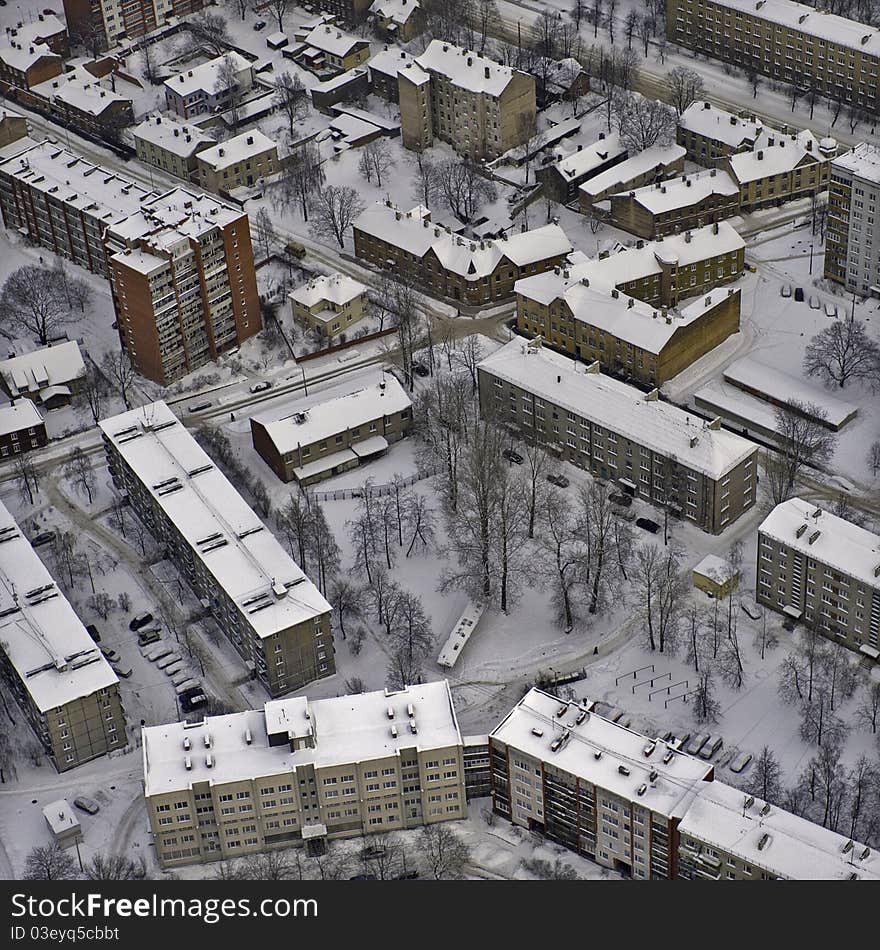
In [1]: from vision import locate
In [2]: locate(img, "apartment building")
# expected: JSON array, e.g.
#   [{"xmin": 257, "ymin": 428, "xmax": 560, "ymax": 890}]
[
  {"xmin": 3, "ymin": 14, "xmax": 69, "ymax": 59},
  {"xmin": 100, "ymin": 401, "xmax": 335, "ymax": 696},
  {"xmin": 478, "ymin": 339, "xmax": 758, "ymax": 533},
  {"xmin": 32, "ymin": 67, "xmax": 134, "ymax": 139},
  {"xmin": 490, "ymin": 688, "xmax": 714, "ymax": 877},
  {"xmin": 399, "ymin": 41, "xmax": 536, "ymax": 161},
  {"xmin": 61, "ymin": 0, "xmax": 205, "ymax": 51},
  {"xmin": 0, "ymin": 107, "xmax": 28, "ymax": 150},
  {"xmin": 0, "ymin": 498, "xmax": 126, "ymax": 772},
  {"xmin": 369, "ymin": 0, "xmax": 425, "ymax": 42},
  {"xmin": 0, "ymin": 400, "xmax": 47, "ymax": 458},
  {"xmin": 133, "ymin": 115, "xmax": 217, "ymax": 182},
  {"xmin": 289, "ymin": 272, "xmax": 367, "ymax": 339},
  {"xmin": 196, "ymin": 131, "xmax": 279, "ymax": 194},
  {"xmin": 353, "ymin": 201, "xmax": 572, "ymax": 306},
  {"xmin": 103, "ymin": 188, "xmax": 260, "ymax": 385},
  {"xmin": 677, "ymin": 101, "xmax": 764, "ymax": 164},
  {"xmin": 368, "ymin": 47, "xmax": 415, "ymax": 102},
  {"xmin": 536, "ymin": 131, "xmax": 628, "ymax": 205},
  {"xmin": 164, "ymin": 54, "xmax": 253, "ymax": 120},
  {"xmin": 0, "ymin": 341, "xmax": 86, "ymax": 405},
  {"xmin": 824, "ymin": 143, "xmax": 880, "ymax": 295},
  {"xmin": 666, "ymin": 0, "xmax": 880, "ymax": 116},
  {"xmin": 142, "ymin": 681, "xmax": 466, "ymax": 867},
  {"xmin": 610, "ymin": 168, "xmax": 740, "ymax": 238},
  {"xmin": 578, "ymin": 144, "xmax": 686, "ymax": 213},
  {"xmin": 0, "ymin": 42, "xmax": 62, "ymax": 90},
  {"xmin": 756, "ymin": 498, "xmax": 880, "ymax": 660},
  {"xmin": 0, "ymin": 140, "xmax": 153, "ymax": 277},
  {"xmin": 251, "ymin": 373, "xmax": 412, "ymax": 485},
  {"xmin": 678, "ymin": 780, "xmax": 880, "ymax": 880},
  {"xmin": 303, "ymin": 0, "xmax": 372, "ymax": 25},
  {"xmin": 297, "ymin": 24, "xmax": 371, "ymax": 74}
]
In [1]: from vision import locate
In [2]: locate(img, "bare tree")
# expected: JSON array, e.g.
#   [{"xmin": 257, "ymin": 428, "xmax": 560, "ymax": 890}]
[
  {"xmin": 434, "ymin": 159, "xmax": 497, "ymax": 223},
  {"xmin": 1, "ymin": 266, "xmax": 68, "ymax": 345},
  {"xmin": 613, "ymin": 93, "xmax": 676, "ymax": 150},
  {"xmin": 411, "ymin": 152, "xmax": 439, "ymax": 209},
  {"xmin": 83, "ymin": 853, "xmax": 148, "ymax": 880},
  {"xmin": 740, "ymin": 746, "xmax": 784, "ymax": 805},
  {"xmin": 803, "ymin": 317, "xmax": 880, "ymax": 389},
  {"xmin": 473, "ymin": 0, "xmax": 499, "ymax": 52},
  {"xmin": 745, "ymin": 67, "xmax": 761, "ymax": 99},
  {"xmin": 101, "ymin": 348, "xmax": 137, "ymax": 410},
  {"xmin": 14, "ymin": 453, "xmax": 40, "ymax": 507},
  {"xmin": 692, "ymin": 669, "xmax": 720, "ymax": 722},
  {"xmin": 854, "ymin": 679, "xmax": 880, "ymax": 734},
  {"xmin": 637, "ymin": 14, "xmax": 652, "ymax": 56},
  {"xmin": 624, "ymin": 9, "xmax": 639, "ymax": 48},
  {"xmin": 227, "ymin": 0, "xmax": 251, "ymax": 20},
  {"xmin": 867, "ymin": 440, "xmax": 880, "ymax": 477},
  {"xmin": 667, "ymin": 65, "xmax": 704, "ymax": 115},
  {"xmin": 800, "ymin": 683, "xmax": 848, "ymax": 748},
  {"xmin": 309, "ymin": 185, "xmax": 365, "ymax": 249},
  {"xmin": 215, "ymin": 53, "xmax": 245, "ymax": 130},
  {"xmin": 265, "ymin": 0, "xmax": 289, "ymax": 31},
  {"xmin": 329, "ymin": 577, "xmax": 364, "ymax": 640},
  {"xmin": 187, "ymin": 12, "xmax": 232, "ymax": 58},
  {"xmin": 281, "ymin": 141, "xmax": 325, "ymax": 222},
  {"xmin": 763, "ymin": 401, "xmax": 838, "ymax": 505},
  {"xmin": 24, "ymin": 844, "xmax": 78, "ymax": 881},
  {"xmin": 252, "ymin": 207, "xmax": 276, "ymax": 264},
  {"xmin": 538, "ymin": 489, "xmax": 586, "ymax": 631},
  {"xmin": 358, "ymin": 139, "xmax": 396, "ymax": 188},
  {"xmin": 274, "ymin": 72, "xmax": 308, "ymax": 136},
  {"xmin": 417, "ymin": 824, "xmax": 471, "ymax": 879},
  {"xmin": 358, "ymin": 832, "xmax": 404, "ymax": 880},
  {"xmin": 571, "ymin": 0, "xmax": 588, "ymax": 29},
  {"xmin": 632, "ymin": 543, "xmax": 685, "ymax": 652},
  {"xmin": 81, "ymin": 363, "xmax": 109, "ymax": 426}
]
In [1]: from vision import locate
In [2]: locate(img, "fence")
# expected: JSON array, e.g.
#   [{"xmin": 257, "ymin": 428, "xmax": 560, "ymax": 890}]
[
  {"xmin": 296, "ymin": 325, "xmax": 398, "ymax": 362},
  {"xmin": 306, "ymin": 465, "xmax": 442, "ymax": 503}
]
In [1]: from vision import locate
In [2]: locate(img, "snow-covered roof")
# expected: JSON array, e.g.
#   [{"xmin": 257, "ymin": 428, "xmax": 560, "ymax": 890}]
[
  {"xmin": 552, "ymin": 132, "xmax": 626, "ymax": 181},
  {"xmin": 303, "ymin": 24, "xmax": 368, "ymax": 57},
  {"xmin": 0, "ymin": 498, "xmax": 118, "ymax": 713},
  {"xmin": 0, "ymin": 41, "xmax": 59, "ymax": 73},
  {"xmin": 415, "ymin": 40, "xmax": 517, "ymax": 96},
  {"xmin": 0, "ymin": 397, "xmax": 42, "ymax": 435},
  {"xmin": 369, "ymin": 0, "xmax": 421, "ymax": 24},
  {"xmin": 490, "ymin": 688, "xmax": 713, "ymax": 818},
  {"xmin": 354, "ymin": 201, "xmax": 572, "ymax": 280},
  {"xmin": 758, "ymin": 497, "xmax": 880, "ymax": 589},
  {"xmin": 42, "ymin": 799, "xmax": 81, "ymax": 837},
  {"xmin": 34, "ymin": 66, "xmax": 131, "ymax": 117},
  {"xmin": 679, "ymin": 779, "xmax": 880, "ymax": 880},
  {"xmin": 398, "ymin": 60, "xmax": 430, "ymax": 86},
  {"xmin": 142, "ymin": 681, "xmax": 462, "ymax": 796},
  {"xmin": 5, "ymin": 14, "xmax": 66, "ymax": 46},
  {"xmin": 707, "ymin": 0, "xmax": 880, "ymax": 59},
  {"xmin": 289, "ymin": 272, "xmax": 366, "ymax": 309},
  {"xmin": 99, "ymin": 401, "xmax": 331, "ymax": 639},
  {"xmin": 722, "ymin": 355, "xmax": 858, "ymax": 429},
  {"xmin": 621, "ymin": 169, "xmax": 738, "ymax": 214},
  {"xmin": 678, "ymin": 101, "xmax": 764, "ymax": 149},
  {"xmin": 479, "ymin": 340, "xmax": 757, "ymax": 479},
  {"xmin": 726, "ymin": 131, "xmax": 831, "ymax": 184},
  {"xmin": 0, "ymin": 341, "xmax": 85, "ymax": 396},
  {"xmin": 197, "ymin": 130, "xmax": 277, "ymax": 171},
  {"xmin": 0, "ymin": 140, "xmax": 153, "ymax": 225},
  {"xmin": 578, "ymin": 144, "xmax": 686, "ymax": 199},
  {"xmin": 164, "ymin": 53, "xmax": 251, "ymax": 98},
  {"xmin": 693, "ymin": 554, "xmax": 737, "ymax": 585},
  {"xmin": 251, "ymin": 371, "xmax": 410, "ymax": 453},
  {"xmin": 133, "ymin": 115, "xmax": 216, "ymax": 158},
  {"xmin": 831, "ymin": 141, "xmax": 880, "ymax": 183}
]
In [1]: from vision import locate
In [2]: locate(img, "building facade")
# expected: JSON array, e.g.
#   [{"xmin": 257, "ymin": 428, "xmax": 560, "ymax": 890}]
[
  {"xmin": 824, "ymin": 143, "xmax": 880, "ymax": 295},
  {"xmin": 100, "ymin": 401, "xmax": 335, "ymax": 696},
  {"xmin": 537, "ymin": 132, "xmax": 628, "ymax": 205},
  {"xmin": 756, "ymin": 498, "xmax": 880, "ymax": 660},
  {"xmin": 289, "ymin": 272, "xmax": 367, "ymax": 339},
  {"xmin": 0, "ymin": 498, "xmax": 126, "ymax": 772},
  {"xmin": 164, "ymin": 54, "xmax": 253, "ymax": 120},
  {"xmin": 0, "ymin": 400, "xmax": 47, "ymax": 458},
  {"xmin": 61, "ymin": 0, "xmax": 205, "ymax": 51},
  {"xmin": 399, "ymin": 41, "xmax": 536, "ymax": 160},
  {"xmin": 0, "ymin": 43, "xmax": 63, "ymax": 90},
  {"xmin": 369, "ymin": 0, "xmax": 425, "ymax": 42},
  {"xmin": 196, "ymin": 131, "xmax": 279, "ymax": 194},
  {"xmin": 33, "ymin": 68, "xmax": 134, "ymax": 140},
  {"xmin": 677, "ymin": 101, "xmax": 764, "ymax": 165},
  {"xmin": 142, "ymin": 682, "xmax": 466, "ymax": 867},
  {"xmin": 667, "ymin": 0, "xmax": 880, "ymax": 116},
  {"xmin": 103, "ymin": 188, "xmax": 261, "ymax": 385},
  {"xmin": 478, "ymin": 340, "xmax": 758, "ymax": 534},
  {"xmin": 133, "ymin": 115, "xmax": 217, "ymax": 182}
]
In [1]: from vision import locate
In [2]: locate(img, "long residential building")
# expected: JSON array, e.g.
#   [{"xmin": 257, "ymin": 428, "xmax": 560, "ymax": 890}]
[
  {"xmin": 667, "ymin": 0, "xmax": 880, "ymax": 116},
  {"xmin": 0, "ymin": 498, "xmax": 126, "ymax": 772},
  {"xmin": 398, "ymin": 41, "xmax": 536, "ymax": 160},
  {"xmin": 31, "ymin": 67, "xmax": 134, "ymax": 140},
  {"xmin": 62, "ymin": 0, "xmax": 205, "ymax": 51},
  {"xmin": 103, "ymin": 188, "xmax": 261, "ymax": 385},
  {"xmin": 133, "ymin": 115, "xmax": 217, "ymax": 182},
  {"xmin": 478, "ymin": 339, "xmax": 758, "ymax": 533},
  {"xmin": 142, "ymin": 682, "xmax": 466, "ymax": 867},
  {"xmin": 677, "ymin": 101, "xmax": 765, "ymax": 165},
  {"xmin": 353, "ymin": 201, "xmax": 572, "ymax": 306},
  {"xmin": 0, "ymin": 139, "xmax": 154, "ymax": 277},
  {"xmin": 824, "ymin": 142, "xmax": 880, "ymax": 295},
  {"xmin": 578, "ymin": 144, "xmax": 687, "ymax": 212},
  {"xmin": 756, "ymin": 498, "xmax": 880, "ymax": 660},
  {"xmin": 100, "ymin": 401, "xmax": 334, "ymax": 696}
]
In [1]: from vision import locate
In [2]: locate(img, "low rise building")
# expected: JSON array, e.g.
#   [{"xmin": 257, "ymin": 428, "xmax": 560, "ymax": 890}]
[
  {"xmin": 537, "ymin": 132, "xmax": 628, "ymax": 204},
  {"xmin": 32, "ymin": 67, "xmax": 134, "ymax": 140},
  {"xmin": 164, "ymin": 54, "xmax": 253, "ymax": 120},
  {"xmin": 133, "ymin": 115, "xmax": 217, "ymax": 182},
  {"xmin": 296, "ymin": 24, "xmax": 371, "ymax": 74},
  {"xmin": 579, "ymin": 144, "xmax": 686, "ymax": 213},
  {"xmin": 0, "ymin": 107, "xmax": 28, "ymax": 150},
  {"xmin": 3, "ymin": 14, "xmax": 69, "ymax": 59},
  {"xmin": 369, "ymin": 0, "xmax": 425, "ymax": 41},
  {"xmin": 609, "ymin": 168, "xmax": 740, "ymax": 239},
  {"xmin": 100, "ymin": 401, "xmax": 334, "ymax": 695},
  {"xmin": 0, "ymin": 399, "xmax": 47, "ymax": 458},
  {"xmin": 692, "ymin": 554, "xmax": 739, "ymax": 599},
  {"xmin": 756, "ymin": 498, "xmax": 880, "ymax": 659},
  {"xmin": 369, "ymin": 46, "xmax": 414, "ymax": 102},
  {"xmin": 353, "ymin": 201, "xmax": 572, "ymax": 306},
  {"xmin": 0, "ymin": 341, "xmax": 86, "ymax": 407},
  {"xmin": 196, "ymin": 130, "xmax": 279, "ymax": 194},
  {"xmin": 0, "ymin": 498, "xmax": 126, "ymax": 771},
  {"xmin": 251, "ymin": 372, "xmax": 412, "ymax": 485},
  {"xmin": 478, "ymin": 339, "xmax": 758, "ymax": 533},
  {"xmin": 677, "ymin": 101, "xmax": 764, "ymax": 165},
  {"xmin": 42, "ymin": 800, "xmax": 83, "ymax": 849},
  {"xmin": 142, "ymin": 681, "xmax": 466, "ymax": 867},
  {"xmin": 289, "ymin": 272, "xmax": 367, "ymax": 339},
  {"xmin": 0, "ymin": 42, "xmax": 62, "ymax": 89}
]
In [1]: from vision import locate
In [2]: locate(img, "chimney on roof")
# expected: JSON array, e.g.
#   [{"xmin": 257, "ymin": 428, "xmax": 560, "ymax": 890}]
[
  {"xmin": 713, "ymin": 221, "xmax": 719, "ymax": 234},
  {"xmin": 247, "ymin": 135, "xmax": 253, "ymax": 144},
  {"xmin": 730, "ymin": 115, "xmax": 737, "ymax": 125},
  {"xmin": 485, "ymin": 66, "xmax": 490, "ymax": 79},
  {"xmin": 577, "ymin": 144, "xmax": 582, "ymax": 151},
  {"xmin": 219, "ymin": 147, "xmax": 224, "ymax": 156},
  {"xmin": 757, "ymin": 150, "xmax": 764, "ymax": 160},
  {"xmin": 467, "ymin": 56, "xmax": 473, "ymax": 66},
  {"xmin": 644, "ymin": 388, "xmax": 659, "ymax": 401},
  {"xmin": 707, "ymin": 417, "xmax": 721, "ymax": 430}
]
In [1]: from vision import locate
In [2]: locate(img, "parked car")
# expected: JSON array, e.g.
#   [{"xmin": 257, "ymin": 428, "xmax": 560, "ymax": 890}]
[
  {"xmin": 699, "ymin": 736, "xmax": 724, "ymax": 760},
  {"xmin": 112, "ymin": 664, "xmax": 133, "ymax": 678},
  {"xmin": 824, "ymin": 302, "xmax": 837, "ymax": 318},
  {"xmin": 86, "ymin": 624, "xmax": 101, "ymax": 643},
  {"xmin": 609, "ymin": 492, "xmax": 633, "ymax": 508},
  {"xmin": 73, "ymin": 796, "xmax": 100, "ymax": 815},
  {"xmin": 729, "ymin": 752, "xmax": 753, "ymax": 774},
  {"xmin": 793, "ymin": 287, "xmax": 805, "ymax": 302},
  {"xmin": 31, "ymin": 531, "xmax": 55, "ymax": 547},
  {"xmin": 809, "ymin": 295, "xmax": 821, "ymax": 310},
  {"xmin": 740, "ymin": 601, "xmax": 762, "ymax": 621},
  {"xmin": 412, "ymin": 362, "xmax": 430, "ymax": 377},
  {"xmin": 250, "ymin": 381, "xmax": 272, "ymax": 393},
  {"xmin": 137, "ymin": 629, "xmax": 161, "ymax": 647},
  {"xmin": 175, "ymin": 679, "xmax": 201, "ymax": 696},
  {"xmin": 502, "ymin": 448, "xmax": 524, "ymax": 464},
  {"xmin": 635, "ymin": 517, "xmax": 660, "ymax": 533},
  {"xmin": 781, "ymin": 283, "xmax": 792, "ymax": 298},
  {"xmin": 101, "ymin": 648, "xmax": 119, "ymax": 663},
  {"xmin": 129, "ymin": 612, "xmax": 154, "ymax": 631},
  {"xmin": 547, "ymin": 473, "xmax": 570, "ymax": 488},
  {"xmin": 181, "ymin": 692, "xmax": 207, "ymax": 713},
  {"xmin": 253, "ymin": 19, "xmax": 267, "ymax": 30},
  {"xmin": 188, "ymin": 401, "xmax": 212, "ymax": 413}
]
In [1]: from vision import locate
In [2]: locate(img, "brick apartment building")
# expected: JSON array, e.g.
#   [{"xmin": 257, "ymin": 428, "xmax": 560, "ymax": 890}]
[
  {"xmin": 62, "ymin": 0, "xmax": 205, "ymax": 51},
  {"xmin": 0, "ymin": 42, "xmax": 62, "ymax": 90},
  {"xmin": 103, "ymin": 188, "xmax": 261, "ymax": 385},
  {"xmin": 0, "ymin": 400, "xmax": 47, "ymax": 459},
  {"xmin": 196, "ymin": 130, "xmax": 279, "ymax": 195}
]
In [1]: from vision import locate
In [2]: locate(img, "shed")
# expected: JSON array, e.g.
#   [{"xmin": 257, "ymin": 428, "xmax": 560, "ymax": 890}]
[
  {"xmin": 42, "ymin": 799, "xmax": 82, "ymax": 849},
  {"xmin": 692, "ymin": 554, "xmax": 739, "ymax": 599}
]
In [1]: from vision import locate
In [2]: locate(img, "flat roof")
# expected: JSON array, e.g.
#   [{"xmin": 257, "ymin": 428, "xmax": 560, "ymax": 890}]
[
  {"xmin": 490, "ymin": 688, "xmax": 713, "ymax": 818},
  {"xmin": 478, "ymin": 340, "xmax": 757, "ymax": 479},
  {"xmin": 0, "ymin": 498, "xmax": 118, "ymax": 713},
  {"xmin": 758, "ymin": 497, "xmax": 880, "ymax": 589},
  {"xmin": 142, "ymin": 681, "xmax": 462, "ymax": 796},
  {"xmin": 99, "ymin": 401, "xmax": 330, "ymax": 639},
  {"xmin": 832, "ymin": 141, "xmax": 880, "ymax": 183}
]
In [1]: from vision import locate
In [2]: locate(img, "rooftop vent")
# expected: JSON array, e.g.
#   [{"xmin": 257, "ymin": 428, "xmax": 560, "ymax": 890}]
[
  {"xmin": 531, "ymin": 727, "xmax": 544, "ymax": 737},
  {"xmin": 760, "ymin": 802, "xmax": 771, "ymax": 816},
  {"xmin": 808, "ymin": 530, "xmax": 821, "ymax": 545},
  {"xmin": 409, "ymin": 720, "xmax": 418, "ymax": 734},
  {"xmin": 594, "ymin": 750, "xmax": 602, "ymax": 760},
  {"xmin": 618, "ymin": 765, "xmax": 631, "ymax": 776},
  {"xmin": 204, "ymin": 734, "xmax": 212, "ymax": 749},
  {"xmin": 757, "ymin": 832, "xmax": 771, "ymax": 850},
  {"xmin": 245, "ymin": 729, "xmax": 252, "ymax": 745},
  {"xmin": 206, "ymin": 754, "xmax": 214, "ymax": 768},
  {"xmin": 796, "ymin": 523, "xmax": 807, "ymax": 538}
]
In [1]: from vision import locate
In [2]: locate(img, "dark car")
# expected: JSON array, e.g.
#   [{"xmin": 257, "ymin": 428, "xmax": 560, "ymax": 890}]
[
  {"xmin": 502, "ymin": 448, "xmax": 524, "ymax": 464},
  {"xmin": 73, "ymin": 796, "xmax": 100, "ymax": 815},
  {"xmin": 609, "ymin": 492, "xmax": 633, "ymax": 508},
  {"xmin": 129, "ymin": 612, "xmax": 154, "ymax": 631},
  {"xmin": 31, "ymin": 531, "xmax": 56, "ymax": 547},
  {"xmin": 253, "ymin": 19, "xmax": 267, "ymax": 30},
  {"xmin": 188, "ymin": 401, "xmax": 212, "ymax": 413},
  {"xmin": 86, "ymin": 624, "xmax": 101, "ymax": 643},
  {"xmin": 547, "ymin": 473, "xmax": 569, "ymax": 488},
  {"xmin": 137, "ymin": 629, "xmax": 161, "ymax": 647},
  {"xmin": 412, "ymin": 362, "xmax": 430, "ymax": 377},
  {"xmin": 794, "ymin": 287, "xmax": 805, "ymax": 302},
  {"xmin": 635, "ymin": 517, "xmax": 660, "ymax": 533}
]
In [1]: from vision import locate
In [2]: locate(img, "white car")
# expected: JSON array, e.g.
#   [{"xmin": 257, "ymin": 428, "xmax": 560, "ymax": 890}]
[{"xmin": 808, "ymin": 295, "xmax": 821, "ymax": 310}]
